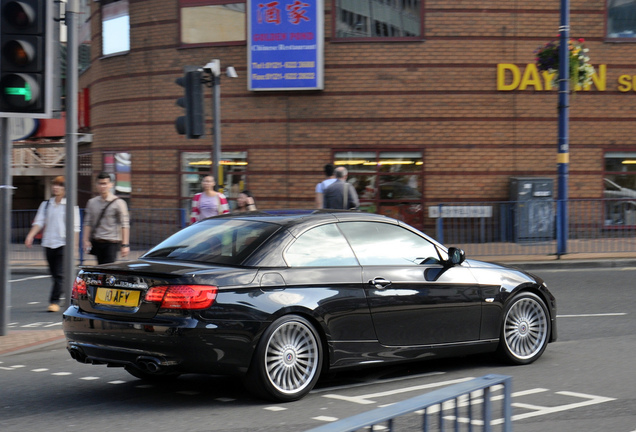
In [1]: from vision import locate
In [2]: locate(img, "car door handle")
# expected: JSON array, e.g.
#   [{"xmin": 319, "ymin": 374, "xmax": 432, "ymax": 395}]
[{"xmin": 368, "ymin": 277, "xmax": 391, "ymax": 289}]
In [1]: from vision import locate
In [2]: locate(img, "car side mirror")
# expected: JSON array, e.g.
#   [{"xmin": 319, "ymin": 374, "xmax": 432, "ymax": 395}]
[{"xmin": 447, "ymin": 247, "xmax": 466, "ymax": 266}]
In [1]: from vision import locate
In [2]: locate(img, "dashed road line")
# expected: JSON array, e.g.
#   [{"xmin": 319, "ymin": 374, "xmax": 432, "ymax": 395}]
[
  {"xmin": 557, "ymin": 313, "xmax": 627, "ymax": 318},
  {"xmin": 264, "ymin": 406, "xmax": 287, "ymax": 412}
]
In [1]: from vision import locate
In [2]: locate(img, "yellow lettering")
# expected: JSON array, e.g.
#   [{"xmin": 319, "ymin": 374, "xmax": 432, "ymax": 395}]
[
  {"xmin": 497, "ymin": 64, "xmax": 520, "ymax": 91},
  {"xmin": 519, "ymin": 64, "xmax": 543, "ymax": 91},
  {"xmin": 591, "ymin": 64, "xmax": 606, "ymax": 91},
  {"xmin": 617, "ymin": 74, "xmax": 632, "ymax": 92},
  {"xmin": 542, "ymin": 71, "xmax": 555, "ymax": 90}
]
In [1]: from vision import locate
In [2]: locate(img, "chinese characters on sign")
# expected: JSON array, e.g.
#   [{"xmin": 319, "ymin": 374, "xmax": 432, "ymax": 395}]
[{"xmin": 248, "ymin": 0, "xmax": 324, "ymax": 91}]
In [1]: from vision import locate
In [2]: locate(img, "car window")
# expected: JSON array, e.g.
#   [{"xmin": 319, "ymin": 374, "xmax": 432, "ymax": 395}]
[
  {"xmin": 286, "ymin": 223, "xmax": 358, "ymax": 267},
  {"xmin": 338, "ymin": 221, "xmax": 440, "ymax": 266},
  {"xmin": 142, "ymin": 219, "xmax": 280, "ymax": 265}
]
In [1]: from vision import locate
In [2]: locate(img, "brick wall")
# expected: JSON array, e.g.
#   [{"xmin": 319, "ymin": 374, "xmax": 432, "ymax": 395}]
[{"xmin": 79, "ymin": 0, "xmax": 636, "ymax": 217}]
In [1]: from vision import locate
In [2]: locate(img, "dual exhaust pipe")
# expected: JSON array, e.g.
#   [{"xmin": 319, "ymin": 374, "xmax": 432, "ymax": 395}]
[{"xmin": 68, "ymin": 345, "xmax": 163, "ymax": 374}]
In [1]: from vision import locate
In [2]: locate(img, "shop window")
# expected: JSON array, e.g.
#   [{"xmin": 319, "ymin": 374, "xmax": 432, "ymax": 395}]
[
  {"xmin": 103, "ymin": 152, "xmax": 131, "ymax": 198},
  {"xmin": 604, "ymin": 152, "xmax": 636, "ymax": 226},
  {"xmin": 181, "ymin": 151, "xmax": 248, "ymax": 210},
  {"xmin": 334, "ymin": 150, "xmax": 423, "ymax": 227},
  {"xmin": 334, "ymin": 0, "xmax": 422, "ymax": 40},
  {"xmin": 180, "ymin": 0, "xmax": 246, "ymax": 45},
  {"xmin": 102, "ymin": 0, "xmax": 130, "ymax": 56},
  {"xmin": 608, "ymin": 0, "xmax": 636, "ymax": 39}
]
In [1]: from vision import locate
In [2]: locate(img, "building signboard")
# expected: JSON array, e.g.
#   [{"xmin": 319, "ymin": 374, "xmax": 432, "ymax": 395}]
[
  {"xmin": 247, "ymin": 0, "xmax": 324, "ymax": 91},
  {"xmin": 497, "ymin": 63, "xmax": 636, "ymax": 92}
]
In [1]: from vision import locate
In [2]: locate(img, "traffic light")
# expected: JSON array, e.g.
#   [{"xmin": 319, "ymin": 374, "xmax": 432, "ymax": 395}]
[
  {"xmin": 175, "ymin": 67, "xmax": 205, "ymax": 139},
  {"xmin": 0, "ymin": 0, "xmax": 61, "ymax": 118}
]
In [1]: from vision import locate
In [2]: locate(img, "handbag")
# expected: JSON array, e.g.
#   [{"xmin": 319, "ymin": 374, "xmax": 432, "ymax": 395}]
[{"xmin": 88, "ymin": 198, "xmax": 120, "ymax": 254}]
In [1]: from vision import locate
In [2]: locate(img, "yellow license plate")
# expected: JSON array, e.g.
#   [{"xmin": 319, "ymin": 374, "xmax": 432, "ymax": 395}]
[{"xmin": 95, "ymin": 288, "xmax": 140, "ymax": 307}]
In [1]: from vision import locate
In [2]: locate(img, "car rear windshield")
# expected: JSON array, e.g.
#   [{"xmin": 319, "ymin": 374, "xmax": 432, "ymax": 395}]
[{"xmin": 142, "ymin": 219, "xmax": 281, "ymax": 265}]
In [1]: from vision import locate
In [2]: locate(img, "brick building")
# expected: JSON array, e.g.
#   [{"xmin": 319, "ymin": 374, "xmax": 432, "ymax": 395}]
[{"xmin": 75, "ymin": 0, "xmax": 636, "ymax": 231}]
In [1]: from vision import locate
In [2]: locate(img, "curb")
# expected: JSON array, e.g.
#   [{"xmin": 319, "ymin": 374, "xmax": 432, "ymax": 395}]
[{"xmin": 0, "ymin": 330, "xmax": 66, "ymax": 357}]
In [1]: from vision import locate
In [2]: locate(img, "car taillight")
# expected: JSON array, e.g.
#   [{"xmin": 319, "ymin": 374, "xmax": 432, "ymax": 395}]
[
  {"xmin": 145, "ymin": 285, "xmax": 218, "ymax": 310},
  {"xmin": 71, "ymin": 277, "xmax": 87, "ymax": 299}
]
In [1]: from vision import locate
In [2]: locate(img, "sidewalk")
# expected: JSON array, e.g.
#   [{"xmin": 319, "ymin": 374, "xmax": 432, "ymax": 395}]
[{"xmin": 3, "ymin": 251, "xmax": 636, "ymax": 358}]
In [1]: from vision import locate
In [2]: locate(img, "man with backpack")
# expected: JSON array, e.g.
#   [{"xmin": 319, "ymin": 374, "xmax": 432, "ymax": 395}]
[{"xmin": 24, "ymin": 176, "xmax": 80, "ymax": 312}]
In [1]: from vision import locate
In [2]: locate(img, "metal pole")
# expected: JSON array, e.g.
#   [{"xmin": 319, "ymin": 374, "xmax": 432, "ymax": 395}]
[
  {"xmin": 64, "ymin": 0, "xmax": 80, "ymax": 306},
  {"xmin": 557, "ymin": 0, "xmax": 570, "ymax": 257},
  {"xmin": 0, "ymin": 118, "xmax": 12, "ymax": 336},
  {"xmin": 212, "ymin": 74, "xmax": 221, "ymax": 186}
]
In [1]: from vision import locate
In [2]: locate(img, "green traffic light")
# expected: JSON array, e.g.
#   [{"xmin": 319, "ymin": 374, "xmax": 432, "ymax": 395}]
[{"xmin": 3, "ymin": 82, "xmax": 32, "ymax": 102}]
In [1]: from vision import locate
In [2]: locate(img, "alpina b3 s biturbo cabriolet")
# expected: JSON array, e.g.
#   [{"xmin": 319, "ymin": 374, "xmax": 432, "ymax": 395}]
[{"xmin": 63, "ymin": 211, "xmax": 556, "ymax": 401}]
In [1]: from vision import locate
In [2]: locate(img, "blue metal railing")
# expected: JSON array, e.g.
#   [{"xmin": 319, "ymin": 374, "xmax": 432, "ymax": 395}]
[
  {"xmin": 305, "ymin": 374, "xmax": 512, "ymax": 432},
  {"xmin": 427, "ymin": 199, "xmax": 636, "ymax": 258},
  {"xmin": 9, "ymin": 199, "xmax": 636, "ymax": 263}
]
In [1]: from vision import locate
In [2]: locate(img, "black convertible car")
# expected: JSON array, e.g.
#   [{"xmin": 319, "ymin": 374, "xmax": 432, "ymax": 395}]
[{"xmin": 63, "ymin": 211, "xmax": 557, "ymax": 401}]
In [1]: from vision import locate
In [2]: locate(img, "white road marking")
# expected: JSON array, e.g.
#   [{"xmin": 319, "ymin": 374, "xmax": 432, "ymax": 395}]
[
  {"xmin": 31, "ymin": 368, "xmax": 49, "ymax": 372},
  {"xmin": 312, "ymin": 371, "xmax": 446, "ymax": 394},
  {"xmin": 80, "ymin": 377, "xmax": 100, "ymax": 380},
  {"xmin": 43, "ymin": 322, "xmax": 63, "ymax": 328},
  {"xmin": 52, "ymin": 372, "xmax": 72, "ymax": 376},
  {"xmin": 9, "ymin": 275, "xmax": 51, "ymax": 283},
  {"xmin": 107, "ymin": 380, "xmax": 127, "ymax": 384},
  {"xmin": 264, "ymin": 406, "xmax": 287, "ymax": 412},
  {"xmin": 215, "ymin": 397, "xmax": 236, "ymax": 402},
  {"xmin": 322, "ymin": 377, "xmax": 475, "ymax": 405},
  {"xmin": 312, "ymin": 416, "xmax": 339, "ymax": 422},
  {"xmin": 508, "ymin": 391, "xmax": 616, "ymax": 422},
  {"xmin": 557, "ymin": 313, "xmax": 627, "ymax": 318}
]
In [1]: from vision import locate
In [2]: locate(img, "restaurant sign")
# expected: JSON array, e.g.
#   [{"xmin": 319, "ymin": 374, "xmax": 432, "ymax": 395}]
[{"xmin": 247, "ymin": 0, "xmax": 324, "ymax": 91}]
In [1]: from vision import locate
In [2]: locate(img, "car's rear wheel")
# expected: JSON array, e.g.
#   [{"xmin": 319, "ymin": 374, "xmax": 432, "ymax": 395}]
[
  {"xmin": 246, "ymin": 315, "xmax": 322, "ymax": 402},
  {"xmin": 498, "ymin": 292, "xmax": 551, "ymax": 365}
]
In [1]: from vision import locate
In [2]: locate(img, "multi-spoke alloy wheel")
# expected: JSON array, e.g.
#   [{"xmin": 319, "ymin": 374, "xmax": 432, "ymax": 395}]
[
  {"xmin": 499, "ymin": 293, "xmax": 551, "ymax": 364},
  {"xmin": 247, "ymin": 315, "xmax": 322, "ymax": 401}
]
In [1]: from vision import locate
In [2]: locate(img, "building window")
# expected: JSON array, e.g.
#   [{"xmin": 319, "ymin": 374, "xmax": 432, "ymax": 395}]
[
  {"xmin": 181, "ymin": 151, "xmax": 249, "ymax": 210},
  {"xmin": 102, "ymin": 0, "xmax": 130, "ymax": 56},
  {"xmin": 604, "ymin": 152, "xmax": 636, "ymax": 226},
  {"xmin": 78, "ymin": 0, "xmax": 92, "ymax": 72},
  {"xmin": 180, "ymin": 0, "xmax": 246, "ymax": 45},
  {"xmin": 334, "ymin": 0, "xmax": 422, "ymax": 40},
  {"xmin": 103, "ymin": 152, "xmax": 131, "ymax": 198},
  {"xmin": 608, "ymin": 0, "xmax": 636, "ymax": 39},
  {"xmin": 334, "ymin": 150, "xmax": 423, "ymax": 227}
]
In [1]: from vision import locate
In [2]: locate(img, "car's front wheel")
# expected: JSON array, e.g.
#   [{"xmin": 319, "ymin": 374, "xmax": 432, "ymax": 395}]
[
  {"xmin": 498, "ymin": 292, "xmax": 551, "ymax": 365},
  {"xmin": 246, "ymin": 315, "xmax": 322, "ymax": 402}
]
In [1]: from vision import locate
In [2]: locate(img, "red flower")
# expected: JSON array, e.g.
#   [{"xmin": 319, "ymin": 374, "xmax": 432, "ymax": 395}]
[{"xmin": 578, "ymin": 38, "xmax": 585, "ymax": 43}]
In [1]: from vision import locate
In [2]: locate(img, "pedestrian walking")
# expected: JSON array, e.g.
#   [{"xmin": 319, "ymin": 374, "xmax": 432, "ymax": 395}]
[
  {"xmin": 234, "ymin": 190, "xmax": 257, "ymax": 213},
  {"xmin": 24, "ymin": 176, "xmax": 80, "ymax": 312},
  {"xmin": 315, "ymin": 163, "xmax": 336, "ymax": 208},
  {"xmin": 82, "ymin": 172, "xmax": 130, "ymax": 264},
  {"xmin": 190, "ymin": 175, "xmax": 230, "ymax": 223},
  {"xmin": 323, "ymin": 167, "xmax": 360, "ymax": 210}
]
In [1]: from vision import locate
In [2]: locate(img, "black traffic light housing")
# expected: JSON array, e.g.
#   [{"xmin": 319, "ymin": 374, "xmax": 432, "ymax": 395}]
[
  {"xmin": 175, "ymin": 66, "xmax": 205, "ymax": 139},
  {"xmin": 0, "ymin": 0, "xmax": 61, "ymax": 118}
]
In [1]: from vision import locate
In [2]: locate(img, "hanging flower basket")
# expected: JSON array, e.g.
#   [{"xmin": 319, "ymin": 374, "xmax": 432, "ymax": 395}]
[{"xmin": 535, "ymin": 38, "xmax": 595, "ymax": 90}]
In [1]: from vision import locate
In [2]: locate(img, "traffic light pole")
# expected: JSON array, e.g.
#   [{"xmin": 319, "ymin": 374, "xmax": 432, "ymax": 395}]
[
  {"xmin": 64, "ymin": 0, "xmax": 80, "ymax": 306},
  {"xmin": 0, "ymin": 118, "xmax": 12, "ymax": 336},
  {"xmin": 212, "ymin": 72, "xmax": 222, "ymax": 187}
]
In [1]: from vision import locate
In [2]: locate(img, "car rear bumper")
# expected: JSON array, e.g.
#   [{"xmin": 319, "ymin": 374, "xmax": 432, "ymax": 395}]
[{"xmin": 62, "ymin": 306, "xmax": 263, "ymax": 375}]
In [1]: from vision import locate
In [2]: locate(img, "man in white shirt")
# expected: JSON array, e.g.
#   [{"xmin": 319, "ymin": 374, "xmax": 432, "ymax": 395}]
[{"xmin": 25, "ymin": 176, "xmax": 81, "ymax": 312}]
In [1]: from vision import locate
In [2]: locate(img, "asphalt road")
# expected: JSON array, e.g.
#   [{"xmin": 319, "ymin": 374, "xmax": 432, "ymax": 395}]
[{"xmin": 1, "ymin": 266, "xmax": 635, "ymax": 432}]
